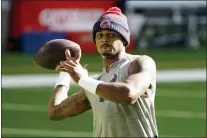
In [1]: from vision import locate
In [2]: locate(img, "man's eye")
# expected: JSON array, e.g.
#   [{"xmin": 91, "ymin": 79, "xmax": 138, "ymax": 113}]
[
  {"xmin": 96, "ymin": 34, "xmax": 101, "ymax": 38},
  {"xmin": 109, "ymin": 34, "xmax": 114, "ymax": 37},
  {"xmin": 109, "ymin": 33, "xmax": 117, "ymax": 37}
]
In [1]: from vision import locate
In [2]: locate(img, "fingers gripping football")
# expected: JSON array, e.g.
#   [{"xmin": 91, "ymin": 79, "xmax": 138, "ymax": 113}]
[{"xmin": 56, "ymin": 49, "xmax": 88, "ymax": 83}]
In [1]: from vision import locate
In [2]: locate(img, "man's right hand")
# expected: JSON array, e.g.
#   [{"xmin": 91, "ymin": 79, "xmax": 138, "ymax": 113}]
[{"xmin": 55, "ymin": 49, "xmax": 88, "ymax": 84}]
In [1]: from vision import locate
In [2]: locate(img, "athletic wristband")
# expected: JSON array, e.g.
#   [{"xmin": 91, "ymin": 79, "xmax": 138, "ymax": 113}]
[
  {"xmin": 54, "ymin": 86, "xmax": 68, "ymax": 105},
  {"xmin": 54, "ymin": 72, "xmax": 71, "ymax": 90},
  {"xmin": 78, "ymin": 77, "xmax": 101, "ymax": 94}
]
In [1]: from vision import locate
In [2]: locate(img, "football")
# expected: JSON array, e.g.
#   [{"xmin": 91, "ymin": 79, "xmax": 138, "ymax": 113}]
[{"xmin": 33, "ymin": 39, "xmax": 81, "ymax": 70}]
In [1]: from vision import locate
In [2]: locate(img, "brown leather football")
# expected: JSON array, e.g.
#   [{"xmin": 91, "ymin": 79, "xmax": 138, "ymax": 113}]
[{"xmin": 33, "ymin": 39, "xmax": 81, "ymax": 70}]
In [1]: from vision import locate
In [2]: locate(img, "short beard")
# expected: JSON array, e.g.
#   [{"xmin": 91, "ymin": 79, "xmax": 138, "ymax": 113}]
[{"xmin": 101, "ymin": 52, "xmax": 114, "ymax": 59}]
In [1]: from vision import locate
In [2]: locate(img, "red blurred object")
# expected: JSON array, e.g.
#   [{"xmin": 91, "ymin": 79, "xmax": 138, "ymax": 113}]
[
  {"xmin": 9, "ymin": 0, "xmax": 135, "ymax": 53},
  {"xmin": 9, "ymin": 0, "xmax": 116, "ymax": 37}
]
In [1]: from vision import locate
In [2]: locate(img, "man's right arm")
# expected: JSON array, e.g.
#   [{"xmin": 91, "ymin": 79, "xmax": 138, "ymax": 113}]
[{"xmin": 48, "ymin": 86, "xmax": 91, "ymax": 120}]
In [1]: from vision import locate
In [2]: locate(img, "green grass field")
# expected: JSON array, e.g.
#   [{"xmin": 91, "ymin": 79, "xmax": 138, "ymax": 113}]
[
  {"xmin": 2, "ymin": 82, "xmax": 206, "ymax": 137},
  {"xmin": 2, "ymin": 47, "xmax": 206, "ymax": 74},
  {"xmin": 2, "ymin": 46, "xmax": 206, "ymax": 137}
]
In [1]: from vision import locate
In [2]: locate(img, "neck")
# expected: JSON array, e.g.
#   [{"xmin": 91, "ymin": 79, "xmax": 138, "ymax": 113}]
[{"xmin": 102, "ymin": 51, "xmax": 126, "ymax": 72}]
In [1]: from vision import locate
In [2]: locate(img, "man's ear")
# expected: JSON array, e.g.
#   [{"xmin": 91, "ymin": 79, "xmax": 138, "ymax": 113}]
[
  {"xmin": 122, "ymin": 41, "xmax": 127, "ymax": 46},
  {"xmin": 121, "ymin": 38, "xmax": 127, "ymax": 46}
]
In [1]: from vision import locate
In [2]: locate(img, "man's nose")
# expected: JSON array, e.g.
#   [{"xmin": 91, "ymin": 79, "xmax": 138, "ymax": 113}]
[{"xmin": 101, "ymin": 36, "xmax": 108, "ymax": 43}]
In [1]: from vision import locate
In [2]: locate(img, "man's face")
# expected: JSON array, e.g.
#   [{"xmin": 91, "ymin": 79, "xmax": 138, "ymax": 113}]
[{"xmin": 95, "ymin": 30, "xmax": 125, "ymax": 58}]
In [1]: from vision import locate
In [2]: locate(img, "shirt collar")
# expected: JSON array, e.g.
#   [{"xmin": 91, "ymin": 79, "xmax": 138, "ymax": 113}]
[{"xmin": 103, "ymin": 54, "xmax": 128, "ymax": 72}]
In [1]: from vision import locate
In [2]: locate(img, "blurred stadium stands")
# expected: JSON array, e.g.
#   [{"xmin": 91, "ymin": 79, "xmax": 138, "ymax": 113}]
[{"xmin": 125, "ymin": 1, "xmax": 206, "ymax": 49}]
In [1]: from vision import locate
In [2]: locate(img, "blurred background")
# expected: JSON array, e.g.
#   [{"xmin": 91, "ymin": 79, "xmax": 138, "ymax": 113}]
[{"xmin": 1, "ymin": 0, "xmax": 206, "ymax": 137}]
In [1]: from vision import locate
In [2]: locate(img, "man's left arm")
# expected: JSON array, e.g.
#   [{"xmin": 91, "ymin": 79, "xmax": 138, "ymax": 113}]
[{"xmin": 95, "ymin": 55, "xmax": 156, "ymax": 104}]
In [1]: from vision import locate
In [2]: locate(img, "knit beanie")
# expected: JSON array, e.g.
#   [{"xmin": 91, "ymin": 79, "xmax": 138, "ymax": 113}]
[{"xmin": 92, "ymin": 7, "xmax": 130, "ymax": 47}]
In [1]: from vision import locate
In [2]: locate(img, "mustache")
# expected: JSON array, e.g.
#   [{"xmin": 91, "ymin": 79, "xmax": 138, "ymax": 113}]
[{"xmin": 101, "ymin": 43, "xmax": 112, "ymax": 48}]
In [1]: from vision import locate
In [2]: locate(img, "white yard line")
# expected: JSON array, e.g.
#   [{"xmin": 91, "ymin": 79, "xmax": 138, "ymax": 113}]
[
  {"xmin": 2, "ymin": 69, "xmax": 206, "ymax": 88},
  {"xmin": 156, "ymin": 110, "xmax": 206, "ymax": 119},
  {"xmin": 2, "ymin": 103, "xmax": 206, "ymax": 119},
  {"xmin": 1, "ymin": 128, "xmax": 191, "ymax": 137},
  {"xmin": 2, "ymin": 103, "xmax": 46, "ymax": 112},
  {"xmin": 156, "ymin": 92, "xmax": 205, "ymax": 98},
  {"xmin": 2, "ymin": 128, "xmax": 92, "ymax": 137}
]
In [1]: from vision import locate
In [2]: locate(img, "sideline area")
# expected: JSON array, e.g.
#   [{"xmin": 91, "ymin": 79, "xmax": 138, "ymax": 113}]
[{"xmin": 2, "ymin": 68, "xmax": 206, "ymax": 88}]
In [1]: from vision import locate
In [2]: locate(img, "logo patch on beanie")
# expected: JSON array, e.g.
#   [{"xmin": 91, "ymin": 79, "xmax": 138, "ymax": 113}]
[{"xmin": 100, "ymin": 20, "xmax": 111, "ymax": 29}]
